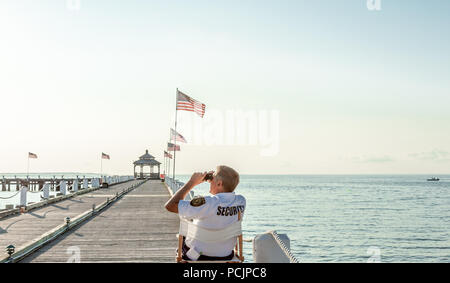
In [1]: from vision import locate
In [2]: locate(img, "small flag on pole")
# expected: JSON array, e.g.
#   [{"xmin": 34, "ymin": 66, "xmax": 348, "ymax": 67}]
[
  {"xmin": 28, "ymin": 152, "xmax": 38, "ymax": 159},
  {"xmin": 170, "ymin": 128, "xmax": 187, "ymax": 143},
  {"xmin": 101, "ymin": 152, "xmax": 110, "ymax": 160},
  {"xmin": 164, "ymin": 151, "xmax": 173, "ymax": 159},
  {"xmin": 176, "ymin": 90, "xmax": 206, "ymax": 118},
  {"xmin": 167, "ymin": 142, "xmax": 180, "ymax": 152}
]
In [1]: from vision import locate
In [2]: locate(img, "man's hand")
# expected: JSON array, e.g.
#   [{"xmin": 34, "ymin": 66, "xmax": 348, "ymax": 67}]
[{"xmin": 188, "ymin": 172, "xmax": 208, "ymax": 187}]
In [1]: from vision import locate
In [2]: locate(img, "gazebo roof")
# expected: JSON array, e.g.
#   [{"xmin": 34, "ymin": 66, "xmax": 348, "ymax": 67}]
[
  {"xmin": 133, "ymin": 149, "xmax": 161, "ymax": 166},
  {"xmin": 133, "ymin": 159, "xmax": 161, "ymax": 166},
  {"xmin": 139, "ymin": 150, "xmax": 155, "ymax": 160}
]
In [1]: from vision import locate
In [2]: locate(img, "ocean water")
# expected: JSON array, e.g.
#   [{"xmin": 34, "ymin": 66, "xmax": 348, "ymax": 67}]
[{"xmin": 178, "ymin": 175, "xmax": 450, "ymax": 263}]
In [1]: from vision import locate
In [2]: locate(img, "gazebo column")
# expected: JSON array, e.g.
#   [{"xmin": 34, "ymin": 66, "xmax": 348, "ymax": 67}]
[
  {"xmin": 140, "ymin": 165, "xmax": 143, "ymax": 179},
  {"xmin": 158, "ymin": 165, "xmax": 160, "ymax": 177}
]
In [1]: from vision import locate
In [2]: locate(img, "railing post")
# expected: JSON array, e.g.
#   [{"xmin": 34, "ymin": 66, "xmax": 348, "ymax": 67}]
[
  {"xmin": 43, "ymin": 183, "xmax": 50, "ymax": 199},
  {"xmin": 20, "ymin": 186, "xmax": 28, "ymax": 207},
  {"xmin": 73, "ymin": 179, "xmax": 78, "ymax": 192},
  {"xmin": 93, "ymin": 178, "xmax": 100, "ymax": 188},
  {"xmin": 60, "ymin": 181, "xmax": 67, "ymax": 195},
  {"xmin": 6, "ymin": 245, "xmax": 15, "ymax": 258}
]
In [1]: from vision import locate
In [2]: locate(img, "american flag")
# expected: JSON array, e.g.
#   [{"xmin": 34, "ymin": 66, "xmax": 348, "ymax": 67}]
[
  {"xmin": 167, "ymin": 142, "xmax": 180, "ymax": 152},
  {"xmin": 164, "ymin": 151, "xmax": 173, "ymax": 159},
  {"xmin": 170, "ymin": 128, "xmax": 187, "ymax": 143},
  {"xmin": 101, "ymin": 152, "xmax": 110, "ymax": 160},
  {"xmin": 28, "ymin": 152, "xmax": 38, "ymax": 159},
  {"xmin": 176, "ymin": 90, "xmax": 206, "ymax": 118}
]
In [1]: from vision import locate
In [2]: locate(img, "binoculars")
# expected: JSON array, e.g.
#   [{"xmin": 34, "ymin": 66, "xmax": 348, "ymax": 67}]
[{"xmin": 203, "ymin": 172, "xmax": 214, "ymax": 181}]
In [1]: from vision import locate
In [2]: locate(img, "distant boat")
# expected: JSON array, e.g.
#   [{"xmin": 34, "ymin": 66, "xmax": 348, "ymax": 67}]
[{"xmin": 427, "ymin": 177, "xmax": 440, "ymax": 182}]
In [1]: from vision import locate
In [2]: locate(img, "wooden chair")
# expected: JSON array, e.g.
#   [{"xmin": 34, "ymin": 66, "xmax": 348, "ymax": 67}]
[{"xmin": 176, "ymin": 212, "xmax": 244, "ymax": 263}]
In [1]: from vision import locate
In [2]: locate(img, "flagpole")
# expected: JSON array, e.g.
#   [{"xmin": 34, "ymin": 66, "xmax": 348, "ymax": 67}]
[
  {"xmin": 168, "ymin": 153, "xmax": 171, "ymax": 180},
  {"xmin": 173, "ymin": 88, "xmax": 178, "ymax": 181},
  {"xmin": 101, "ymin": 156, "xmax": 103, "ymax": 178},
  {"xmin": 27, "ymin": 155, "xmax": 30, "ymax": 178},
  {"xmin": 164, "ymin": 154, "xmax": 167, "ymax": 175}
]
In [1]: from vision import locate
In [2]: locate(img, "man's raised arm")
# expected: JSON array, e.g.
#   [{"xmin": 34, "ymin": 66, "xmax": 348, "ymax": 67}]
[{"xmin": 164, "ymin": 172, "xmax": 207, "ymax": 213}]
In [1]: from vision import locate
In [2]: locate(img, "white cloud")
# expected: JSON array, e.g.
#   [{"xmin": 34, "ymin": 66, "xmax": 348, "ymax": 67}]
[{"xmin": 408, "ymin": 149, "xmax": 450, "ymax": 162}]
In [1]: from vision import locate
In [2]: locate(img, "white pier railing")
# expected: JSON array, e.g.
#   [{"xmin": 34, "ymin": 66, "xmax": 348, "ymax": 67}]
[
  {"xmin": 0, "ymin": 175, "xmax": 135, "ymax": 213},
  {"xmin": 164, "ymin": 177, "xmax": 194, "ymax": 200}
]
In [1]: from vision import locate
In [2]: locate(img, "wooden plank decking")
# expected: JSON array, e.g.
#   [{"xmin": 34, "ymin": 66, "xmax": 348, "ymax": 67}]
[
  {"xmin": 0, "ymin": 180, "xmax": 141, "ymax": 257},
  {"xmin": 21, "ymin": 180, "xmax": 179, "ymax": 263}
]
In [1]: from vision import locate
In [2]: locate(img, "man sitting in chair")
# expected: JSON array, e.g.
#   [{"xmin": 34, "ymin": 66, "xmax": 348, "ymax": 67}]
[{"xmin": 165, "ymin": 165, "xmax": 246, "ymax": 261}]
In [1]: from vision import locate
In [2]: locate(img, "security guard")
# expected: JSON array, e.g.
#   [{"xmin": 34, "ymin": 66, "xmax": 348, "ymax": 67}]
[{"xmin": 165, "ymin": 165, "xmax": 246, "ymax": 260}]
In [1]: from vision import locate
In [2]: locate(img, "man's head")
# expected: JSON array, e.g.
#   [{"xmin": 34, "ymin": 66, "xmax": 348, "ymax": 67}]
[{"xmin": 209, "ymin": 165, "xmax": 240, "ymax": 195}]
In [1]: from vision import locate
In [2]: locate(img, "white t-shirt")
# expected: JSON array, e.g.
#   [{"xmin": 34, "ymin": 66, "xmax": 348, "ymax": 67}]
[{"xmin": 178, "ymin": 192, "xmax": 246, "ymax": 257}]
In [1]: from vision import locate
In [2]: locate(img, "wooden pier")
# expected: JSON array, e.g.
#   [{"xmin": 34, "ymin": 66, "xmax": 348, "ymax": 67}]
[
  {"xmin": 1, "ymin": 180, "xmax": 139, "ymax": 259},
  {"xmin": 1, "ymin": 180, "xmax": 179, "ymax": 263}
]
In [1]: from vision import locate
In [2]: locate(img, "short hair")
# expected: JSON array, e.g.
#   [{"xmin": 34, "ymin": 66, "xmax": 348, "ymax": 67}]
[{"xmin": 215, "ymin": 165, "xmax": 240, "ymax": 192}]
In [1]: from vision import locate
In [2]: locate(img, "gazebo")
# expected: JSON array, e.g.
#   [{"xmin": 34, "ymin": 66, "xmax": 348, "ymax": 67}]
[{"xmin": 133, "ymin": 150, "xmax": 161, "ymax": 179}]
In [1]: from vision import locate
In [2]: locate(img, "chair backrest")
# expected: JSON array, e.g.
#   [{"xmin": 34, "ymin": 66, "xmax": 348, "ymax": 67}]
[
  {"xmin": 179, "ymin": 218, "xmax": 242, "ymax": 243},
  {"xmin": 177, "ymin": 211, "xmax": 244, "ymax": 263}
]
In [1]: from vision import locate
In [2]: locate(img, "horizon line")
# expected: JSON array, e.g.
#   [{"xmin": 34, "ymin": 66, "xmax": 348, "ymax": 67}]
[{"xmin": 1, "ymin": 172, "xmax": 449, "ymax": 176}]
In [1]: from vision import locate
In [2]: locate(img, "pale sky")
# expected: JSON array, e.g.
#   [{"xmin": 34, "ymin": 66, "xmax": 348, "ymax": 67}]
[{"xmin": 1, "ymin": 0, "xmax": 449, "ymax": 175}]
